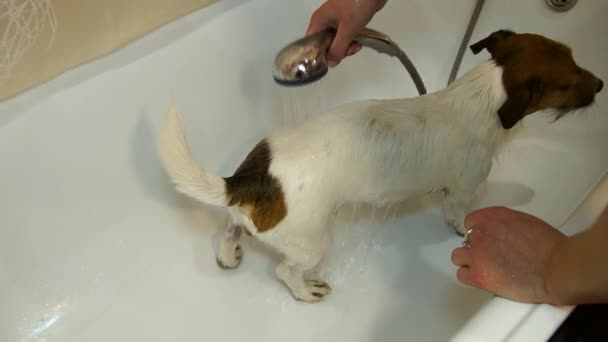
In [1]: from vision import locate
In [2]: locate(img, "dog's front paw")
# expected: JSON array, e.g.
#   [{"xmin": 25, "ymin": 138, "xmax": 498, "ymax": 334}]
[
  {"xmin": 292, "ymin": 280, "xmax": 332, "ymax": 303},
  {"xmin": 216, "ymin": 245, "xmax": 243, "ymax": 269},
  {"xmin": 445, "ymin": 218, "xmax": 468, "ymax": 236}
]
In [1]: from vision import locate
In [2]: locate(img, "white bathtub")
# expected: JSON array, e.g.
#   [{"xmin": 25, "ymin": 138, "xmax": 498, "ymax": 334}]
[{"xmin": 1, "ymin": 0, "xmax": 606, "ymax": 341}]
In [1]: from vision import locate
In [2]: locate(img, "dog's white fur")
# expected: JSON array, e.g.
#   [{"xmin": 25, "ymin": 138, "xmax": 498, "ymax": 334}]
[{"xmin": 159, "ymin": 60, "xmax": 514, "ymax": 302}]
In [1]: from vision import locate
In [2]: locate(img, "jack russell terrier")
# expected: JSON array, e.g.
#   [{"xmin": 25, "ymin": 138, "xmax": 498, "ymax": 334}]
[{"xmin": 158, "ymin": 30, "xmax": 603, "ymax": 302}]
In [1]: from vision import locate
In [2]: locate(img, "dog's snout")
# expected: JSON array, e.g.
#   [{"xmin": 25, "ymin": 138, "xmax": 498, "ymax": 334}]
[{"xmin": 597, "ymin": 79, "xmax": 604, "ymax": 93}]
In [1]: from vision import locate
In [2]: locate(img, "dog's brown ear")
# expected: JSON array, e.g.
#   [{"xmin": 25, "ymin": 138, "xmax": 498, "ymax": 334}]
[
  {"xmin": 498, "ymin": 76, "xmax": 543, "ymax": 129},
  {"xmin": 470, "ymin": 30, "xmax": 515, "ymax": 57}
]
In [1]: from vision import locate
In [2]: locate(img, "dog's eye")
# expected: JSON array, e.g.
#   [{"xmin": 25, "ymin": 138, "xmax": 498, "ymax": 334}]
[{"xmin": 559, "ymin": 84, "xmax": 571, "ymax": 91}]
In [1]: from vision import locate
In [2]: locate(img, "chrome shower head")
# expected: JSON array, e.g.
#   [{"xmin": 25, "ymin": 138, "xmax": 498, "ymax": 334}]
[
  {"xmin": 272, "ymin": 27, "xmax": 427, "ymax": 95},
  {"xmin": 272, "ymin": 30, "xmax": 334, "ymax": 86}
]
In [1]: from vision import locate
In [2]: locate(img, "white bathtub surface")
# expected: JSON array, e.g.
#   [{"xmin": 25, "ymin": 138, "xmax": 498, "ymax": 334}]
[{"xmin": 1, "ymin": 0, "xmax": 606, "ymax": 341}]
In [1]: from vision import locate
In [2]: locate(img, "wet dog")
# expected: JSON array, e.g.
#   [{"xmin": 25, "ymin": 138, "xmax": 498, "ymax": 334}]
[{"xmin": 158, "ymin": 30, "xmax": 603, "ymax": 302}]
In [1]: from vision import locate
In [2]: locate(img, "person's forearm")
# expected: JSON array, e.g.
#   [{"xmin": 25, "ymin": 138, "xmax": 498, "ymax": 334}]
[{"xmin": 544, "ymin": 206, "xmax": 608, "ymax": 305}]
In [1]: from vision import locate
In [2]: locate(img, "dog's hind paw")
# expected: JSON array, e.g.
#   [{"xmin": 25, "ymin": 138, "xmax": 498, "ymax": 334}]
[
  {"xmin": 216, "ymin": 245, "xmax": 243, "ymax": 269},
  {"xmin": 293, "ymin": 280, "xmax": 332, "ymax": 303}
]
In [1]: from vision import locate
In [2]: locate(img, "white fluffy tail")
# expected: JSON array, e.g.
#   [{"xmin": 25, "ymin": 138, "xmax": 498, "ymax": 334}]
[{"xmin": 158, "ymin": 104, "xmax": 227, "ymax": 207}]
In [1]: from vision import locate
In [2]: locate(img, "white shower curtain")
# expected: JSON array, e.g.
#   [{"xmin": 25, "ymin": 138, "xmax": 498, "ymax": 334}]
[{"xmin": 0, "ymin": 0, "xmax": 217, "ymax": 101}]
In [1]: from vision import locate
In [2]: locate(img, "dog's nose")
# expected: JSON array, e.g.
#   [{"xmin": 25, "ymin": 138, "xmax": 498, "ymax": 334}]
[{"xmin": 597, "ymin": 79, "xmax": 604, "ymax": 93}]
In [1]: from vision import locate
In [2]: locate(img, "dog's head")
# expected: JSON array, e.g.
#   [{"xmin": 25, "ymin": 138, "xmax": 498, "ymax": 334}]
[{"xmin": 470, "ymin": 30, "xmax": 603, "ymax": 129}]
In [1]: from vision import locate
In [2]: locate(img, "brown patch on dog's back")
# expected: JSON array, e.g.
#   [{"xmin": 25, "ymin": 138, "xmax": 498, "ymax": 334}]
[{"xmin": 224, "ymin": 140, "xmax": 287, "ymax": 232}]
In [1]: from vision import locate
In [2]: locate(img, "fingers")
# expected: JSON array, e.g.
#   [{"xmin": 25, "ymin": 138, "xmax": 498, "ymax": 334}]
[
  {"xmin": 456, "ymin": 267, "xmax": 477, "ymax": 287},
  {"xmin": 306, "ymin": 5, "xmax": 334, "ymax": 36},
  {"xmin": 453, "ymin": 232, "xmax": 481, "ymax": 288},
  {"xmin": 346, "ymin": 41, "xmax": 362, "ymax": 56},
  {"xmin": 306, "ymin": 0, "xmax": 381, "ymax": 67},
  {"xmin": 306, "ymin": 4, "xmax": 359, "ymax": 66},
  {"xmin": 451, "ymin": 247, "xmax": 472, "ymax": 267},
  {"xmin": 327, "ymin": 22, "xmax": 359, "ymax": 67}
]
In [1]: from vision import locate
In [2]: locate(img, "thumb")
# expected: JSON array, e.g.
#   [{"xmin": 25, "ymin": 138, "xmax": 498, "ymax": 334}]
[{"xmin": 306, "ymin": 18, "xmax": 326, "ymax": 36}]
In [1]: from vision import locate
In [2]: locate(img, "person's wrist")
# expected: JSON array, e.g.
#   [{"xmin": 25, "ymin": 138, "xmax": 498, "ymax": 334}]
[{"xmin": 541, "ymin": 236, "xmax": 573, "ymax": 305}]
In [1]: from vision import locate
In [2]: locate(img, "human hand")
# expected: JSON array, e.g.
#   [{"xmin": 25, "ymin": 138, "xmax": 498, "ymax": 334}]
[
  {"xmin": 306, "ymin": 0, "xmax": 388, "ymax": 67},
  {"xmin": 451, "ymin": 206, "xmax": 567, "ymax": 303}
]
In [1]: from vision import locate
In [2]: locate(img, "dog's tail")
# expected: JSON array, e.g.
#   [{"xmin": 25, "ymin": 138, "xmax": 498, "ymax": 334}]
[{"xmin": 158, "ymin": 104, "xmax": 227, "ymax": 207}]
